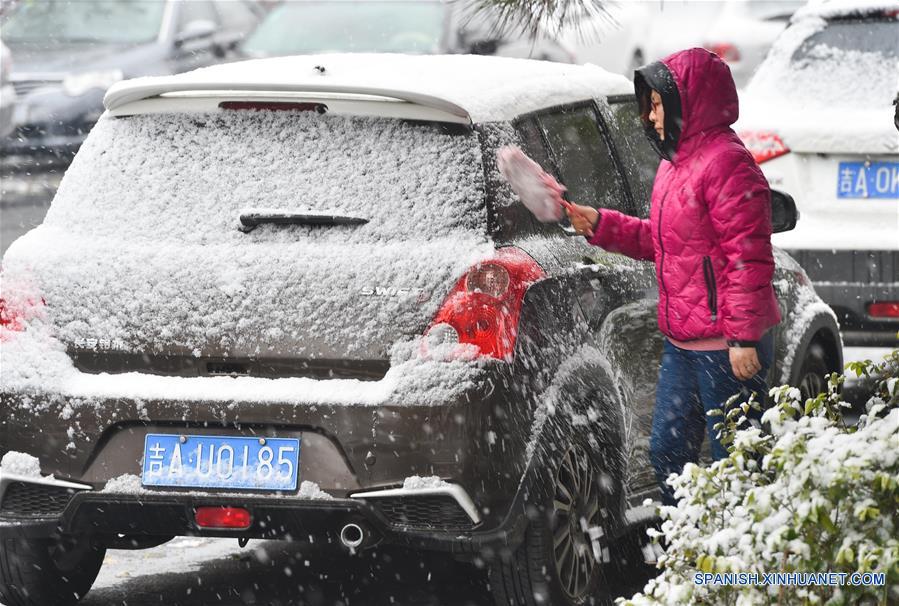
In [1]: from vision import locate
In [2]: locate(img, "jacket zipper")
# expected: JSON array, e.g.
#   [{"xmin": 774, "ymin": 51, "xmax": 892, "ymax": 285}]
[
  {"xmin": 702, "ymin": 256, "xmax": 718, "ymax": 321},
  {"xmin": 657, "ymin": 192, "xmax": 670, "ymax": 332}
]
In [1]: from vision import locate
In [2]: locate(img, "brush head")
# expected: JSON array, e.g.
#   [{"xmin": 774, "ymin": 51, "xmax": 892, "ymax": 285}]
[{"xmin": 496, "ymin": 145, "xmax": 567, "ymax": 223}]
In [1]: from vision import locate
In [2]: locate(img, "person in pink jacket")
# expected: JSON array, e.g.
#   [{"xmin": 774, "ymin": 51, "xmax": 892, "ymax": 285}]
[{"xmin": 568, "ymin": 48, "xmax": 782, "ymax": 505}]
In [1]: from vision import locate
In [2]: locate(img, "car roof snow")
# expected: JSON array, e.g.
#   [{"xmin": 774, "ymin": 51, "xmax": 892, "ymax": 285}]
[
  {"xmin": 104, "ymin": 53, "xmax": 634, "ymax": 124},
  {"xmin": 793, "ymin": 0, "xmax": 899, "ymax": 22}
]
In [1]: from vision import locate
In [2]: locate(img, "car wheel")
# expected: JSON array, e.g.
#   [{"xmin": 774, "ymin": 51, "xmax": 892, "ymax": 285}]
[
  {"xmin": 488, "ymin": 441, "xmax": 615, "ymax": 606},
  {"xmin": 0, "ymin": 535, "xmax": 105, "ymax": 606},
  {"xmin": 797, "ymin": 341, "xmax": 830, "ymax": 402}
]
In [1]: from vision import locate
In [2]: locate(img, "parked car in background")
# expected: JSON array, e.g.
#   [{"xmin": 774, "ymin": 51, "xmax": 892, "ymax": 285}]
[
  {"xmin": 702, "ymin": 0, "xmax": 804, "ymax": 87},
  {"xmin": 564, "ymin": 1, "xmax": 721, "ymax": 76},
  {"xmin": 738, "ymin": 0, "xmax": 899, "ymax": 346},
  {"xmin": 237, "ymin": 0, "xmax": 574, "ymax": 62},
  {"xmin": 0, "ymin": 54, "xmax": 840, "ymax": 606},
  {"xmin": 0, "ymin": 42, "xmax": 15, "ymax": 138},
  {"xmin": 564, "ymin": 0, "xmax": 802, "ymax": 86},
  {"xmin": 0, "ymin": 0, "xmax": 262, "ymax": 160}
]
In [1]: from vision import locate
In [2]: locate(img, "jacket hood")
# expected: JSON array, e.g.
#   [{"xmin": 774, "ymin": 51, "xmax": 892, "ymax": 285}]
[
  {"xmin": 634, "ymin": 61, "xmax": 682, "ymax": 161},
  {"xmin": 635, "ymin": 48, "xmax": 739, "ymax": 161}
]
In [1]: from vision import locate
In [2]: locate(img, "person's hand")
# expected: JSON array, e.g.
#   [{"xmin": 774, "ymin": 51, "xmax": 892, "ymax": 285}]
[
  {"xmin": 729, "ymin": 346, "xmax": 761, "ymax": 381},
  {"xmin": 566, "ymin": 203, "xmax": 599, "ymax": 237}
]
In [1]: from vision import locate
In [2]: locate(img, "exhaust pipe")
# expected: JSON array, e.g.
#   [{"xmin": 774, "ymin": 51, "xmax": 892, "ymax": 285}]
[{"xmin": 340, "ymin": 522, "xmax": 365, "ymax": 550}]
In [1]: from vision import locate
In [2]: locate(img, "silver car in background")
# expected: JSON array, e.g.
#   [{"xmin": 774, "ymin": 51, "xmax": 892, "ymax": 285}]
[{"xmin": 237, "ymin": 0, "xmax": 575, "ymax": 62}]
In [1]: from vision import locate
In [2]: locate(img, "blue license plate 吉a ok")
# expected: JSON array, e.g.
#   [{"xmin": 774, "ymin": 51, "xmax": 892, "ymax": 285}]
[
  {"xmin": 141, "ymin": 434, "xmax": 300, "ymax": 491},
  {"xmin": 836, "ymin": 161, "xmax": 899, "ymax": 199}
]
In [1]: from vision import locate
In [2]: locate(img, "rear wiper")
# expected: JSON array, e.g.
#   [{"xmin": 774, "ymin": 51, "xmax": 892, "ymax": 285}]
[{"xmin": 238, "ymin": 209, "xmax": 369, "ymax": 233}]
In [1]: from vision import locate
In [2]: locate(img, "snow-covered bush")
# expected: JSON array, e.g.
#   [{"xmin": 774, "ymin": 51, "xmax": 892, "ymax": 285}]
[{"xmin": 621, "ymin": 351, "xmax": 899, "ymax": 606}]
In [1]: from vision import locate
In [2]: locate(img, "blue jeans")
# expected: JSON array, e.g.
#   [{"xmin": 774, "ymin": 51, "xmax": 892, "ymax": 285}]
[{"xmin": 649, "ymin": 332, "xmax": 774, "ymax": 506}]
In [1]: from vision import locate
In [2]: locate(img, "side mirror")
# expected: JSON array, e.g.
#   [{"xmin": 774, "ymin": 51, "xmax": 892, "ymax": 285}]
[
  {"xmin": 771, "ymin": 189, "xmax": 799, "ymax": 233},
  {"xmin": 175, "ymin": 19, "xmax": 216, "ymax": 47}
]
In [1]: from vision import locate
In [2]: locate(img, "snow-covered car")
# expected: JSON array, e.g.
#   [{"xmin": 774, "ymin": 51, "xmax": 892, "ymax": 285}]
[
  {"xmin": 738, "ymin": 0, "xmax": 899, "ymax": 347},
  {"xmin": 0, "ymin": 54, "xmax": 841, "ymax": 606},
  {"xmin": 236, "ymin": 0, "xmax": 575, "ymax": 62}
]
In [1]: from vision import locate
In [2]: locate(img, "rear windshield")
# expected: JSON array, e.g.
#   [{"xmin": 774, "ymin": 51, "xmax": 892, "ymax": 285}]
[
  {"xmin": 46, "ymin": 110, "xmax": 487, "ymax": 243},
  {"xmin": 766, "ymin": 18, "xmax": 899, "ymax": 109}
]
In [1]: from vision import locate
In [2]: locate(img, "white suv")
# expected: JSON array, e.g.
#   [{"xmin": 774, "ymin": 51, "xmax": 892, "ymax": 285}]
[{"xmin": 738, "ymin": 0, "xmax": 899, "ymax": 346}]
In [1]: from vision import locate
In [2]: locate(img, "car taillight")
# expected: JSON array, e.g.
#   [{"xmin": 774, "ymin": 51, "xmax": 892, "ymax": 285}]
[
  {"xmin": 195, "ymin": 506, "xmax": 252, "ymax": 529},
  {"xmin": 704, "ymin": 42, "xmax": 741, "ymax": 63},
  {"xmin": 868, "ymin": 302, "xmax": 899, "ymax": 319},
  {"xmin": 0, "ymin": 295, "xmax": 44, "ymax": 335},
  {"xmin": 424, "ymin": 248, "xmax": 544, "ymax": 361},
  {"xmin": 739, "ymin": 130, "xmax": 790, "ymax": 164}
]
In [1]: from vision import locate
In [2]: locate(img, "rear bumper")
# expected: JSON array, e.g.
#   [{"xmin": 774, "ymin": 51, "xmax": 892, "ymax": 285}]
[
  {"xmin": 782, "ymin": 249, "xmax": 899, "ymax": 346},
  {"xmin": 0, "ymin": 488, "xmax": 526, "ymax": 554},
  {"xmin": 812, "ymin": 282, "xmax": 899, "ymax": 346},
  {"xmin": 0, "ymin": 364, "xmax": 543, "ymax": 545}
]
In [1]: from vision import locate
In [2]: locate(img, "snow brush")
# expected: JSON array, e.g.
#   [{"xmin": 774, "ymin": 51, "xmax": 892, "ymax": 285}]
[{"xmin": 496, "ymin": 145, "xmax": 576, "ymax": 223}]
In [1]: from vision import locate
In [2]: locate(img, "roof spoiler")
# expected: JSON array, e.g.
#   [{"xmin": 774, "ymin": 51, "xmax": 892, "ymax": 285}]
[{"xmin": 103, "ymin": 81, "xmax": 472, "ymax": 124}]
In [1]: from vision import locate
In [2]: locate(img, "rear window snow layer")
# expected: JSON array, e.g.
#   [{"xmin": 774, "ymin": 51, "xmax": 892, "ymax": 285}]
[{"xmin": 45, "ymin": 110, "xmax": 487, "ymax": 242}]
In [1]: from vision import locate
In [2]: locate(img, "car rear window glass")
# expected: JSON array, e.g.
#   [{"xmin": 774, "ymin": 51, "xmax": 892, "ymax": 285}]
[
  {"xmin": 537, "ymin": 105, "xmax": 630, "ymax": 214},
  {"xmin": 47, "ymin": 111, "xmax": 487, "ymax": 243},
  {"xmin": 776, "ymin": 18, "xmax": 899, "ymax": 109}
]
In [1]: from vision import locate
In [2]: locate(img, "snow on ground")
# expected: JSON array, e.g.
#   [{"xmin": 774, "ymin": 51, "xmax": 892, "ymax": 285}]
[
  {"xmin": 843, "ymin": 347, "xmax": 897, "ymax": 369},
  {"xmin": 92, "ymin": 536, "xmax": 249, "ymax": 590}
]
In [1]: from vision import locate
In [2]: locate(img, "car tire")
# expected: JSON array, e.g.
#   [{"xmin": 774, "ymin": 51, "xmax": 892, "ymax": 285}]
[
  {"xmin": 0, "ymin": 535, "xmax": 106, "ymax": 606},
  {"xmin": 797, "ymin": 340, "xmax": 831, "ymax": 402},
  {"xmin": 488, "ymin": 439, "xmax": 616, "ymax": 606}
]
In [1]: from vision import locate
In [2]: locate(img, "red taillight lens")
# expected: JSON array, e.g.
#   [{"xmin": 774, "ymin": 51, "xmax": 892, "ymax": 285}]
[
  {"xmin": 705, "ymin": 42, "xmax": 741, "ymax": 63},
  {"xmin": 425, "ymin": 248, "xmax": 544, "ymax": 361},
  {"xmin": 739, "ymin": 130, "xmax": 790, "ymax": 164},
  {"xmin": 0, "ymin": 295, "xmax": 44, "ymax": 335},
  {"xmin": 0, "ymin": 297, "xmax": 18, "ymax": 331},
  {"xmin": 195, "ymin": 506, "xmax": 252, "ymax": 529},
  {"xmin": 868, "ymin": 302, "xmax": 899, "ymax": 318}
]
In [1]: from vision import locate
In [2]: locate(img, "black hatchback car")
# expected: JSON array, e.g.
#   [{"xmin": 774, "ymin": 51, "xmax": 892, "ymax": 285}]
[{"xmin": 0, "ymin": 54, "xmax": 841, "ymax": 606}]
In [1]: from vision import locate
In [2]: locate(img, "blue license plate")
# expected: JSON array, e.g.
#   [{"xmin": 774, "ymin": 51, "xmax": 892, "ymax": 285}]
[
  {"xmin": 141, "ymin": 434, "xmax": 300, "ymax": 491},
  {"xmin": 837, "ymin": 161, "xmax": 899, "ymax": 199}
]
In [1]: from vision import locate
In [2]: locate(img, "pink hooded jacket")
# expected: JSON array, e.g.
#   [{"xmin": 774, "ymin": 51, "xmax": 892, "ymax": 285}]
[{"xmin": 588, "ymin": 48, "xmax": 781, "ymax": 344}]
